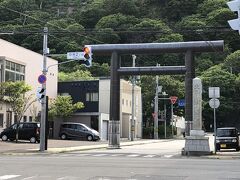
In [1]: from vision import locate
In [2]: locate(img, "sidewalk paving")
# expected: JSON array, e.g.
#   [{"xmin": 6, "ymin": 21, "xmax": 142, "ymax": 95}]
[{"xmin": 0, "ymin": 139, "xmax": 166, "ymax": 155}]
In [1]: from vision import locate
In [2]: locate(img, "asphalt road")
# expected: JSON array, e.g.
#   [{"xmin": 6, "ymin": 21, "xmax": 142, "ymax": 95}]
[
  {"xmin": 0, "ymin": 139, "xmax": 240, "ymax": 180},
  {"xmin": 0, "ymin": 151, "xmax": 240, "ymax": 180}
]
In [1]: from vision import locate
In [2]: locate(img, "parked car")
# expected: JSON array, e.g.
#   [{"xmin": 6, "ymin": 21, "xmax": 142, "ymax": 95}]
[
  {"xmin": 59, "ymin": 122, "xmax": 100, "ymax": 141},
  {"xmin": 0, "ymin": 122, "xmax": 40, "ymax": 143},
  {"xmin": 216, "ymin": 127, "xmax": 240, "ymax": 151}
]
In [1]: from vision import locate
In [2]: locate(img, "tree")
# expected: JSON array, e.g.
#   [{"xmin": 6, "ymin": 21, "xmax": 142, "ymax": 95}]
[
  {"xmin": 58, "ymin": 70, "xmax": 93, "ymax": 81},
  {"xmin": 0, "ymin": 81, "xmax": 36, "ymax": 142},
  {"xmin": 48, "ymin": 95, "xmax": 84, "ymax": 121},
  {"xmin": 224, "ymin": 50, "xmax": 240, "ymax": 75}
]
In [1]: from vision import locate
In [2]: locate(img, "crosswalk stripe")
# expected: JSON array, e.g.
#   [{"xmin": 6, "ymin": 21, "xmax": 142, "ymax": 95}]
[
  {"xmin": 127, "ymin": 154, "xmax": 140, "ymax": 157},
  {"xmin": 0, "ymin": 175, "xmax": 21, "ymax": 180},
  {"xmin": 163, "ymin": 155, "xmax": 173, "ymax": 158},
  {"xmin": 92, "ymin": 154, "xmax": 107, "ymax": 157},
  {"xmin": 110, "ymin": 154, "xmax": 123, "ymax": 157},
  {"xmin": 143, "ymin": 155, "xmax": 157, "ymax": 158}
]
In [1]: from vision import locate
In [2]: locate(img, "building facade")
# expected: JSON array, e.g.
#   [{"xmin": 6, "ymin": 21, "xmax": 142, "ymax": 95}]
[
  {"xmin": 0, "ymin": 38, "xmax": 58, "ymax": 131},
  {"xmin": 56, "ymin": 78, "xmax": 142, "ymax": 140}
]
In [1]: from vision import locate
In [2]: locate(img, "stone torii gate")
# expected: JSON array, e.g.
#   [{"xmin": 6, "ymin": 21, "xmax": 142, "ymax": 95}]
[{"xmin": 86, "ymin": 40, "xmax": 224, "ymax": 148}]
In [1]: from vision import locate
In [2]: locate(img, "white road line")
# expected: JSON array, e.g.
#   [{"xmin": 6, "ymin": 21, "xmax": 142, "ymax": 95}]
[
  {"xmin": 127, "ymin": 154, "xmax": 140, "ymax": 157},
  {"xmin": 92, "ymin": 154, "xmax": 108, "ymax": 157},
  {"xmin": 163, "ymin": 155, "xmax": 173, "ymax": 158},
  {"xmin": 0, "ymin": 175, "xmax": 21, "ymax": 180},
  {"xmin": 110, "ymin": 154, "xmax": 123, "ymax": 157},
  {"xmin": 21, "ymin": 176, "xmax": 38, "ymax": 180},
  {"xmin": 75, "ymin": 154, "xmax": 91, "ymax": 157},
  {"xmin": 143, "ymin": 155, "xmax": 157, "ymax": 158}
]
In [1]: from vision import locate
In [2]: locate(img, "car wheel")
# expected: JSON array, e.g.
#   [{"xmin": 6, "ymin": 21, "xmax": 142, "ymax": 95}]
[
  {"xmin": 236, "ymin": 147, "xmax": 240, "ymax": 151},
  {"xmin": 87, "ymin": 135, "xmax": 93, "ymax": 141},
  {"xmin": 1, "ymin": 135, "xmax": 8, "ymax": 141},
  {"xmin": 30, "ymin": 137, "xmax": 37, "ymax": 143},
  {"xmin": 60, "ymin": 134, "xmax": 67, "ymax": 140}
]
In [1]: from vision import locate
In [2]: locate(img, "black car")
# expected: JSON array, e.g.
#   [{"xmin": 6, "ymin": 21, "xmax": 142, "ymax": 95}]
[
  {"xmin": 59, "ymin": 122, "xmax": 100, "ymax": 141},
  {"xmin": 216, "ymin": 127, "xmax": 240, "ymax": 151},
  {"xmin": 0, "ymin": 122, "xmax": 40, "ymax": 143}
]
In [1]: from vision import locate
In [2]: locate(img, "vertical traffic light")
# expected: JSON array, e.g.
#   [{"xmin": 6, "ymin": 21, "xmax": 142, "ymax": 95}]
[
  {"xmin": 37, "ymin": 87, "xmax": 45, "ymax": 101},
  {"xmin": 83, "ymin": 46, "xmax": 92, "ymax": 67},
  {"xmin": 227, "ymin": 0, "xmax": 240, "ymax": 33}
]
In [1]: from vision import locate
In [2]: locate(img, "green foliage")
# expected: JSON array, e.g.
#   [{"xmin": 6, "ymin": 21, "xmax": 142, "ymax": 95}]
[
  {"xmin": 224, "ymin": 50, "xmax": 240, "ymax": 74},
  {"xmin": 48, "ymin": 95, "xmax": 84, "ymax": 120},
  {"xmin": 0, "ymin": 81, "xmax": 36, "ymax": 122},
  {"xmin": 58, "ymin": 70, "xmax": 93, "ymax": 81}
]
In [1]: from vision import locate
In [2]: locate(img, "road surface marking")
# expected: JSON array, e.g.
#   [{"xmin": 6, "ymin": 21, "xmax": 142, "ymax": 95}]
[
  {"xmin": 127, "ymin": 154, "xmax": 140, "ymax": 157},
  {"xmin": 143, "ymin": 155, "xmax": 157, "ymax": 158},
  {"xmin": 92, "ymin": 154, "xmax": 107, "ymax": 157},
  {"xmin": 0, "ymin": 175, "xmax": 21, "ymax": 180},
  {"xmin": 75, "ymin": 154, "xmax": 91, "ymax": 157},
  {"xmin": 110, "ymin": 154, "xmax": 123, "ymax": 157},
  {"xmin": 21, "ymin": 176, "xmax": 38, "ymax": 180},
  {"xmin": 163, "ymin": 155, "xmax": 173, "ymax": 158}
]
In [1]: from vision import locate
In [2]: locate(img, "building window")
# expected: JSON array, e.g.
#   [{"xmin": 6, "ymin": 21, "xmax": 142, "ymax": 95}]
[
  {"xmin": 29, "ymin": 116, "xmax": 32, "ymax": 122},
  {"xmin": 14, "ymin": 114, "xmax": 18, "ymax": 124},
  {"xmin": 0, "ymin": 114, "xmax": 3, "ymax": 127},
  {"xmin": 86, "ymin": 92, "xmax": 99, "ymax": 102},
  {"xmin": 122, "ymin": 99, "xmax": 124, "ymax": 105},
  {"xmin": 5, "ymin": 60, "xmax": 25, "ymax": 82},
  {"xmin": 23, "ymin": 116, "xmax": 27, "ymax": 122},
  {"xmin": 126, "ymin": 100, "xmax": 128, "ymax": 106}
]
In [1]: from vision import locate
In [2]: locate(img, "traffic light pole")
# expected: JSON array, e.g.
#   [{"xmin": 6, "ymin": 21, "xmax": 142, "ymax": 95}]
[
  {"xmin": 131, "ymin": 55, "xmax": 136, "ymax": 141},
  {"xmin": 40, "ymin": 27, "xmax": 48, "ymax": 151}
]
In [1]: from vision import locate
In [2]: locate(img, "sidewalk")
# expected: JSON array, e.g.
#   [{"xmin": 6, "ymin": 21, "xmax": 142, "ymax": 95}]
[{"xmin": 0, "ymin": 139, "xmax": 166, "ymax": 155}]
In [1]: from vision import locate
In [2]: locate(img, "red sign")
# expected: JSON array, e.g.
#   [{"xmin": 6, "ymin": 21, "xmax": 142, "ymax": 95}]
[{"xmin": 170, "ymin": 96, "xmax": 178, "ymax": 104}]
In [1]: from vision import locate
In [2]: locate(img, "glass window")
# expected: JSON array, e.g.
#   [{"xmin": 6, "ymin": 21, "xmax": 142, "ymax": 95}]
[
  {"xmin": 10, "ymin": 62, "xmax": 15, "ymax": 71},
  {"xmin": 16, "ymin": 64, "xmax": 20, "ymax": 72},
  {"xmin": 0, "ymin": 114, "xmax": 3, "ymax": 127},
  {"xmin": 6, "ymin": 61, "xmax": 10, "ymax": 69},
  {"xmin": 4, "ymin": 61, "xmax": 25, "ymax": 82},
  {"xmin": 23, "ymin": 116, "xmax": 27, "ymax": 122},
  {"xmin": 11, "ymin": 124, "xmax": 17, "ymax": 129},
  {"xmin": 122, "ymin": 99, "xmax": 124, "ymax": 105},
  {"xmin": 29, "ymin": 116, "xmax": 32, "ymax": 122}
]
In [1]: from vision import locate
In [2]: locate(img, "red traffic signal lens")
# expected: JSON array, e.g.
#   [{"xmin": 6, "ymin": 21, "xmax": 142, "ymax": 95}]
[{"xmin": 83, "ymin": 47, "xmax": 91, "ymax": 54}]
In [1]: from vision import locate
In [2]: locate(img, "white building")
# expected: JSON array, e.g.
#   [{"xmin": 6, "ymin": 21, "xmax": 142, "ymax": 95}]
[{"xmin": 0, "ymin": 38, "xmax": 58, "ymax": 131}]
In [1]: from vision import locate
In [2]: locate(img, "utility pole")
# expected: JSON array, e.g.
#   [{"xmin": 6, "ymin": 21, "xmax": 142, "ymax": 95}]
[
  {"xmin": 40, "ymin": 27, "xmax": 48, "ymax": 151},
  {"xmin": 131, "ymin": 55, "xmax": 136, "ymax": 141},
  {"xmin": 154, "ymin": 70, "xmax": 159, "ymax": 139}
]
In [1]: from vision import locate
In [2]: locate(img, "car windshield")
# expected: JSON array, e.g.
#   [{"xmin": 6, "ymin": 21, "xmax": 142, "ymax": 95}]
[
  {"xmin": 217, "ymin": 129, "xmax": 237, "ymax": 137},
  {"xmin": 81, "ymin": 124, "xmax": 92, "ymax": 131}
]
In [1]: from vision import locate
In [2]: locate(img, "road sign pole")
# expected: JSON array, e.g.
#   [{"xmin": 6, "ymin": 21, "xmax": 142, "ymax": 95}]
[
  {"xmin": 40, "ymin": 27, "xmax": 48, "ymax": 152},
  {"xmin": 214, "ymin": 90, "xmax": 217, "ymax": 154}
]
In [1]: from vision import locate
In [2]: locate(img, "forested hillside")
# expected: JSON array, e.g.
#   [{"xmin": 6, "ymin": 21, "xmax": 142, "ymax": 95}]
[{"xmin": 0, "ymin": 0, "xmax": 240, "ymax": 132}]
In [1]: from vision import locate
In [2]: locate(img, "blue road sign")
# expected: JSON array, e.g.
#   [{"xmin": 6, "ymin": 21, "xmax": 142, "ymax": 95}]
[
  {"xmin": 38, "ymin": 74, "xmax": 47, "ymax": 84},
  {"xmin": 178, "ymin": 99, "xmax": 185, "ymax": 107}
]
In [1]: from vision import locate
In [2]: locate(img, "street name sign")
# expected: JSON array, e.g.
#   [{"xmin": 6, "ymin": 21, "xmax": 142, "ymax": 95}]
[{"xmin": 67, "ymin": 52, "xmax": 85, "ymax": 60}]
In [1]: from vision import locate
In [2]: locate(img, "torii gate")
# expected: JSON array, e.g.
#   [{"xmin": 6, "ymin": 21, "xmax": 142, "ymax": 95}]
[{"xmin": 86, "ymin": 40, "xmax": 224, "ymax": 148}]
